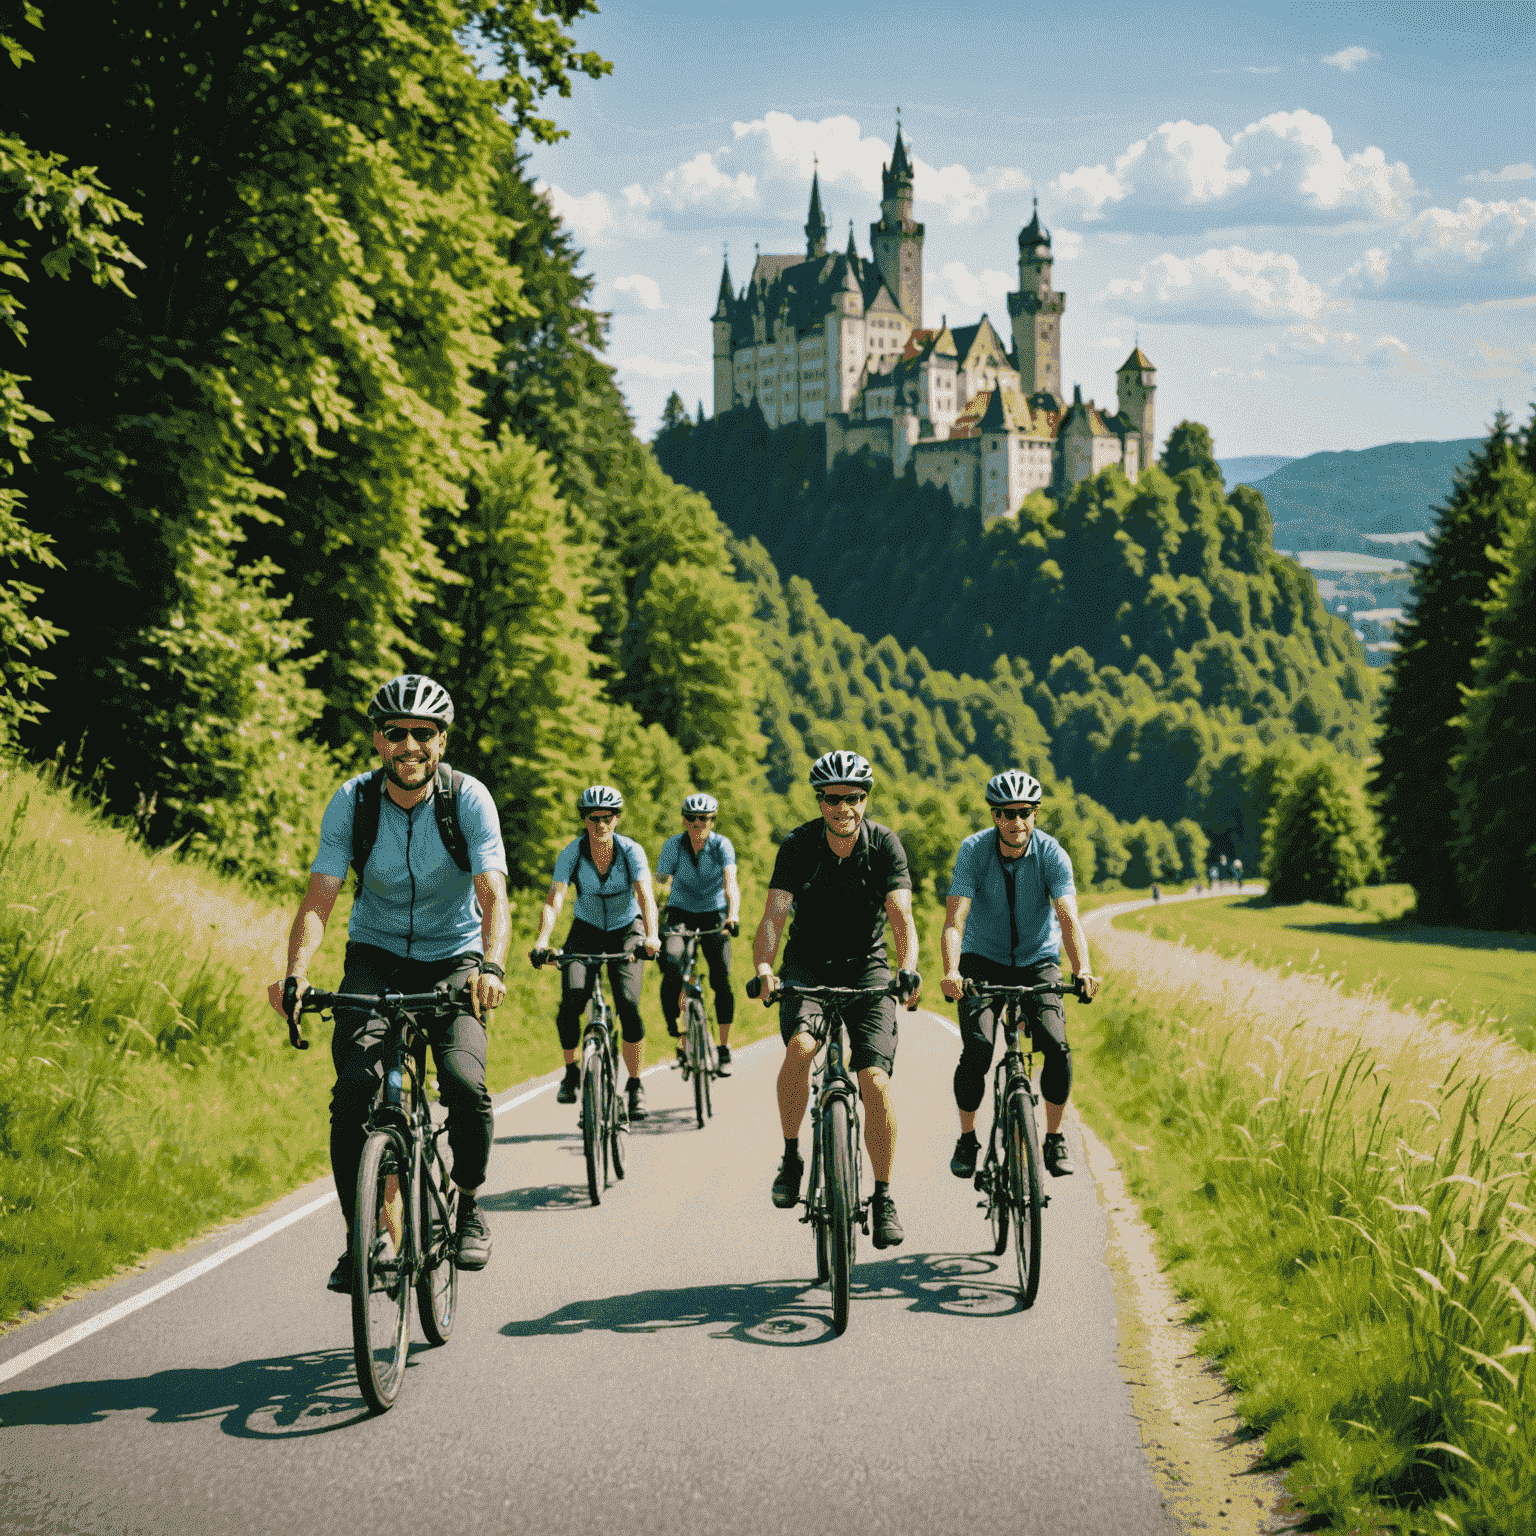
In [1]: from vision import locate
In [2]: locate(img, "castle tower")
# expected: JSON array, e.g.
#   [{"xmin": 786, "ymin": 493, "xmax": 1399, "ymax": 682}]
[
  {"xmin": 1009, "ymin": 198, "xmax": 1065, "ymax": 399},
  {"xmin": 712, "ymin": 253, "xmax": 734, "ymax": 416},
  {"xmin": 1116, "ymin": 344, "xmax": 1156, "ymax": 478},
  {"xmin": 869, "ymin": 116, "xmax": 924, "ymax": 327},
  {"xmin": 805, "ymin": 165, "xmax": 827, "ymax": 259}
]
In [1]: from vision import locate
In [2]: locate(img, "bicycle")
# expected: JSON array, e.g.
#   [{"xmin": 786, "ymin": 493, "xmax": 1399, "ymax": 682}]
[
  {"xmin": 960, "ymin": 975, "xmax": 1089, "ymax": 1309},
  {"xmin": 287, "ymin": 985, "xmax": 467, "ymax": 1414},
  {"xmin": 746, "ymin": 974, "xmax": 913, "ymax": 1337},
  {"xmin": 536, "ymin": 950, "xmax": 637, "ymax": 1205},
  {"xmin": 664, "ymin": 924, "xmax": 728, "ymax": 1128}
]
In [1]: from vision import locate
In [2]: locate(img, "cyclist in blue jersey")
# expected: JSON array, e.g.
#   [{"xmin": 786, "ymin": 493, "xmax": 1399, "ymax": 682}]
[
  {"xmin": 656, "ymin": 793, "xmax": 741, "ymax": 1075},
  {"xmin": 529, "ymin": 786, "xmax": 661, "ymax": 1120},
  {"xmin": 939, "ymin": 770, "xmax": 1098, "ymax": 1181},
  {"xmin": 270, "ymin": 675, "xmax": 510, "ymax": 1293}
]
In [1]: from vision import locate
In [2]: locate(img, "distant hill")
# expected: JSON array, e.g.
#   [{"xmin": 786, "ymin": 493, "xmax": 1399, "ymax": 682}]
[
  {"xmin": 1217, "ymin": 454, "xmax": 1295, "ymax": 485},
  {"xmin": 1244, "ymin": 439, "xmax": 1480, "ymax": 554}
]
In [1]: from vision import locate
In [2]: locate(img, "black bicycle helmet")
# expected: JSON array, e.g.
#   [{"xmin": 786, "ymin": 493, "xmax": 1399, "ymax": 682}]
[
  {"xmin": 578, "ymin": 784, "xmax": 624, "ymax": 813},
  {"xmin": 808, "ymin": 750, "xmax": 874, "ymax": 790},
  {"xmin": 681, "ymin": 792, "xmax": 718, "ymax": 816},
  {"xmin": 368, "ymin": 673, "xmax": 454, "ymax": 727},
  {"xmin": 985, "ymin": 769, "xmax": 1042, "ymax": 806}
]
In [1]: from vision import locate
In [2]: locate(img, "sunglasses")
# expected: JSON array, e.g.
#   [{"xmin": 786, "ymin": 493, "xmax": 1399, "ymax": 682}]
[
  {"xmin": 381, "ymin": 725, "xmax": 440, "ymax": 744},
  {"xmin": 818, "ymin": 792, "xmax": 867, "ymax": 806},
  {"xmin": 585, "ymin": 812, "xmax": 617, "ymax": 825},
  {"xmin": 993, "ymin": 806, "xmax": 1038, "ymax": 822},
  {"xmin": 684, "ymin": 814, "xmax": 714, "ymax": 824}
]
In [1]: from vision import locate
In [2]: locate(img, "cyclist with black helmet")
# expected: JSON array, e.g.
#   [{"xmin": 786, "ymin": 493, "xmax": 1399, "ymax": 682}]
[
  {"xmin": 940, "ymin": 770, "xmax": 1098, "ymax": 1182},
  {"xmin": 529, "ymin": 785, "xmax": 661, "ymax": 1120},
  {"xmin": 656, "ymin": 793, "xmax": 741, "ymax": 1075},
  {"xmin": 751, "ymin": 750, "xmax": 921, "ymax": 1250},
  {"xmin": 271, "ymin": 674, "xmax": 510, "ymax": 1292}
]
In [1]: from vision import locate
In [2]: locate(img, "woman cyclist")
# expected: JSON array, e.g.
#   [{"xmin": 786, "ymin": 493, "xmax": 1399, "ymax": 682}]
[{"xmin": 530, "ymin": 786, "xmax": 661, "ymax": 1120}]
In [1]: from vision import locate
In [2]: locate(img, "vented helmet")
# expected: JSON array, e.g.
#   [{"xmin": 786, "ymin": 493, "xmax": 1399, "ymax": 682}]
[
  {"xmin": 368, "ymin": 673, "xmax": 454, "ymax": 727},
  {"xmin": 808, "ymin": 750, "xmax": 874, "ymax": 790},
  {"xmin": 578, "ymin": 784, "xmax": 625, "ymax": 813},
  {"xmin": 985, "ymin": 769, "xmax": 1042, "ymax": 807},
  {"xmin": 681, "ymin": 793, "xmax": 719, "ymax": 816}
]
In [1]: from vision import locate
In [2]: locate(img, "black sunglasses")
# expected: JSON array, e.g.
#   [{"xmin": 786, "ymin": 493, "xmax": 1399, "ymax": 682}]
[
  {"xmin": 993, "ymin": 805, "xmax": 1038, "ymax": 821},
  {"xmin": 684, "ymin": 814, "xmax": 714, "ymax": 824},
  {"xmin": 381, "ymin": 725, "xmax": 440, "ymax": 744},
  {"xmin": 818, "ymin": 792, "xmax": 867, "ymax": 806}
]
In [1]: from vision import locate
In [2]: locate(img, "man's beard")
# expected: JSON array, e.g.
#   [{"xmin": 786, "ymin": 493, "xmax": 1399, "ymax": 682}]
[{"xmin": 385, "ymin": 754, "xmax": 436, "ymax": 791}]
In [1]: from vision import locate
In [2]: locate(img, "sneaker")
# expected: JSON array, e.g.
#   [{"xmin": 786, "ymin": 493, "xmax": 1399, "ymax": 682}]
[
  {"xmin": 771, "ymin": 1151, "xmax": 804, "ymax": 1208},
  {"xmin": 455, "ymin": 1195, "xmax": 491, "ymax": 1270},
  {"xmin": 950, "ymin": 1133, "xmax": 979, "ymax": 1179},
  {"xmin": 1043, "ymin": 1132, "xmax": 1075, "ymax": 1177},
  {"xmin": 716, "ymin": 1045, "xmax": 732, "ymax": 1077},
  {"xmin": 871, "ymin": 1190, "xmax": 905, "ymax": 1249},
  {"xmin": 556, "ymin": 1065, "xmax": 579, "ymax": 1104},
  {"xmin": 327, "ymin": 1251, "xmax": 352, "ymax": 1294},
  {"xmin": 627, "ymin": 1077, "xmax": 648, "ymax": 1121}
]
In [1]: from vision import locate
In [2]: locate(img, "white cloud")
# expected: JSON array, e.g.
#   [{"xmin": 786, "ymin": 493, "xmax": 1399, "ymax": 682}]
[
  {"xmin": 1463, "ymin": 163, "xmax": 1536, "ymax": 185},
  {"xmin": 1322, "ymin": 46, "xmax": 1378, "ymax": 72},
  {"xmin": 1049, "ymin": 110, "xmax": 1413, "ymax": 229},
  {"xmin": 618, "ymin": 354, "xmax": 709, "ymax": 379},
  {"xmin": 537, "ymin": 182, "xmax": 661, "ymax": 246},
  {"xmin": 1345, "ymin": 197, "xmax": 1536, "ymax": 302},
  {"xmin": 611, "ymin": 274, "xmax": 665, "ymax": 311},
  {"xmin": 1243, "ymin": 65, "xmax": 1282, "ymax": 75},
  {"xmin": 1052, "ymin": 226, "xmax": 1083, "ymax": 260},
  {"xmin": 628, "ymin": 152, "xmax": 757, "ymax": 214},
  {"xmin": 941, "ymin": 261, "xmax": 1013, "ymax": 310},
  {"xmin": 1097, "ymin": 335, "xmax": 1126, "ymax": 348},
  {"xmin": 1102, "ymin": 246, "xmax": 1336, "ymax": 324},
  {"xmin": 1265, "ymin": 323, "xmax": 1417, "ymax": 370}
]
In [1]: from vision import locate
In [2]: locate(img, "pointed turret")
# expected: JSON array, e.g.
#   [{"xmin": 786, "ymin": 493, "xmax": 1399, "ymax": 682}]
[
  {"xmin": 1018, "ymin": 196, "xmax": 1051, "ymax": 254},
  {"xmin": 872, "ymin": 113, "xmax": 924, "ymax": 327},
  {"xmin": 805, "ymin": 166, "xmax": 827, "ymax": 259},
  {"xmin": 888, "ymin": 120, "xmax": 913, "ymax": 187},
  {"xmin": 712, "ymin": 255, "xmax": 733, "ymax": 321}
]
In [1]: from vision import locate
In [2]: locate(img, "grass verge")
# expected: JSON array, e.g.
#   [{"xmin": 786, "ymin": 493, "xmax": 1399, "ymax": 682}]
[{"xmin": 1073, "ymin": 965, "xmax": 1536, "ymax": 1534}]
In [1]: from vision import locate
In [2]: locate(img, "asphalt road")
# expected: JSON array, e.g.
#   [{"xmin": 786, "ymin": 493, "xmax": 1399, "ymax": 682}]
[{"xmin": 0, "ymin": 1001, "xmax": 1181, "ymax": 1536}]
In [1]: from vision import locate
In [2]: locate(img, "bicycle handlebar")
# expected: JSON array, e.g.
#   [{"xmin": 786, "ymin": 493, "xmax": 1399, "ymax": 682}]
[
  {"xmin": 746, "ymin": 974, "xmax": 918, "ymax": 1004},
  {"xmin": 539, "ymin": 949, "xmax": 645, "ymax": 968},
  {"xmin": 960, "ymin": 976, "xmax": 1092, "ymax": 1004},
  {"xmin": 660, "ymin": 925, "xmax": 731, "ymax": 940},
  {"xmin": 285, "ymin": 982, "xmax": 475, "ymax": 1050}
]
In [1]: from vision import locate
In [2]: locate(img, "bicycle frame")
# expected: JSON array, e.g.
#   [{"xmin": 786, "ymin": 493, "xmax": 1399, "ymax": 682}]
[{"xmin": 803, "ymin": 1007, "xmax": 866, "ymax": 1240}]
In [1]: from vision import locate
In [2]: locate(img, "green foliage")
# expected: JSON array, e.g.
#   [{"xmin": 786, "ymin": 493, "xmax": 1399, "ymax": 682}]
[
  {"xmin": 1157, "ymin": 419, "xmax": 1222, "ymax": 486},
  {"xmin": 1263, "ymin": 755, "xmax": 1378, "ymax": 904}
]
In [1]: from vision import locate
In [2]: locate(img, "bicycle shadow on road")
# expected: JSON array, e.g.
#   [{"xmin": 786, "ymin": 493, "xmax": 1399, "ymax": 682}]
[
  {"xmin": 0, "ymin": 1346, "xmax": 380, "ymax": 1439},
  {"xmin": 477, "ymin": 1182, "xmax": 590, "ymax": 1212},
  {"xmin": 498, "ymin": 1251, "xmax": 1025, "ymax": 1348}
]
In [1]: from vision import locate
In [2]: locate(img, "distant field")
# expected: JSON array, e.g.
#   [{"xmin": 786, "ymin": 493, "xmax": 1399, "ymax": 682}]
[{"xmin": 1112, "ymin": 891, "xmax": 1536, "ymax": 1044}]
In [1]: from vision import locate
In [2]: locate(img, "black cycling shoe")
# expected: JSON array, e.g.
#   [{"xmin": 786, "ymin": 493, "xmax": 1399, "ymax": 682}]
[
  {"xmin": 1043, "ymin": 1132, "xmax": 1075, "ymax": 1177},
  {"xmin": 871, "ymin": 1190, "xmax": 905, "ymax": 1249},
  {"xmin": 555, "ymin": 1065, "xmax": 579, "ymax": 1104},
  {"xmin": 327, "ymin": 1251, "xmax": 352, "ymax": 1294},
  {"xmin": 455, "ymin": 1195, "xmax": 491, "ymax": 1271},
  {"xmin": 950, "ymin": 1133, "xmax": 979, "ymax": 1179},
  {"xmin": 716, "ymin": 1045, "xmax": 732, "ymax": 1077},
  {"xmin": 627, "ymin": 1077, "xmax": 648, "ymax": 1121},
  {"xmin": 771, "ymin": 1151, "xmax": 804, "ymax": 1209}
]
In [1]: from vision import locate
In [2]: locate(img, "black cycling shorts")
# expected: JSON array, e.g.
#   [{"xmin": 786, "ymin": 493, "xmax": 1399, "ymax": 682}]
[{"xmin": 779, "ymin": 965, "xmax": 897, "ymax": 1077}]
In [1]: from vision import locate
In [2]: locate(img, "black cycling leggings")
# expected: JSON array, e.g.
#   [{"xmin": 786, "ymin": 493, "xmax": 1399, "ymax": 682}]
[
  {"xmin": 556, "ymin": 917, "xmax": 646, "ymax": 1050},
  {"xmin": 952, "ymin": 955, "xmax": 1073, "ymax": 1112},
  {"xmin": 660, "ymin": 908, "xmax": 734, "ymax": 1028}
]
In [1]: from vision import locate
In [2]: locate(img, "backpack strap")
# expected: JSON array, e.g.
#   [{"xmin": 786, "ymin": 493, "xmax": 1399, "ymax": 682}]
[
  {"xmin": 432, "ymin": 763, "xmax": 471, "ymax": 873},
  {"xmin": 572, "ymin": 835, "xmax": 634, "ymax": 900},
  {"xmin": 994, "ymin": 829, "xmax": 1020, "ymax": 959},
  {"xmin": 351, "ymin": 765, "xmax": 471, "ymax": 888},
  {"xmin": 350, "ymin": 769, "xmax": 387, "ymax": 887}
]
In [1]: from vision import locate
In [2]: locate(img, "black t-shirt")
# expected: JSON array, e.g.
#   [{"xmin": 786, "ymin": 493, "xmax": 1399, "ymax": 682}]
[{"xmin": 769, "ymin": 818, "xmax": 912, "ymax": 978}]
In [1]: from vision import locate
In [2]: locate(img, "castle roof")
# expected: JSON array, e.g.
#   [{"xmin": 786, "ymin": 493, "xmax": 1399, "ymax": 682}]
[
  {"xmin": 713, "ymin": 256, "xmax": 733, "ymax": 321},
  {"xmin": 950, "ymin": 387, "xmax": 1059, "ymax": 441},
  {"xmin": 1118, "ymin": 346, "xmax": 1155, "ymax": 372},
  {"xmin": 900, "ymin": 326, "xmax": 958, "ymax": 364},
  {"xmin": 732, "ymin": 249, "xmax": 894, "ymax": 346},
  {"xmin": 950, "ymin": 315, "xmax": 1011, "ymax": 370},
  {"xmin": 1060, "ymin": 384, "xmax": 1114, "ymax": 437},
  {"xmin": 1019, "ymin": 196, "xmax": 1051, "ymax": 251},
  {"xmin": 805, "ymin": 170, "xmax": 827, "ymax": 254},
  {"xmin": 887, "ymin": 122, "xmax": 913, "ymax": 185}
]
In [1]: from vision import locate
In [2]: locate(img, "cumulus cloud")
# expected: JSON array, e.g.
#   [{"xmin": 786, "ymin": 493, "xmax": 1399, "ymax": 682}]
[
  {"xmin": 1265, "ymin": 323, "xmax": 1417, "ymax": 370},
  {"xmin": 611, "ymin": 274, "xmax": 665, "ymax": 311},
  {"xmin": 537, "ymin": 182, "xmax": 661, "ymax": 246},
  {"xmin": 1345, "ymin": 197, "xmax": 1536, "ymax": 303},
  {"xmin": 1102, "ymin": 246, "xmax": 1336, "ymax": 324},
  {"xmin": 1049, "ymin": 110, "xmax": 1413, "ymax": 230},
  {"xmin": 1322, "ymin": 46, "xmax": 1378, "ymax": 71},
  {"xmin": 625, "ymin": 153, "xmax": 757, "ymax": 215},
  {"xmin": 941, "ymin": 261, "xmax": 1013, "ymax": 310},
  {"xmin": 1463, "ymin": 163, "xmax": 1536, "ymax": 185}
]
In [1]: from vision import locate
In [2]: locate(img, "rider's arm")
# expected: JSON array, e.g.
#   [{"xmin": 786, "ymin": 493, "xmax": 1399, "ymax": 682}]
[
  {"xmin": 885, "ymin": 887, "xmax": 922, "ymax": 1004},
  {"xmin": 723, "ymin": 864, "xmax": 741, "ymax": 926},
  {"xmin": 654, "ymin": 873, "xmax": 673, "ymax": 906},
  {"xmin": 940, "ymin": 895, "xmax": 969, "ymax": 999},
  {"xmin": 635, "ymin": 870, "xmax": 661, "ymax": 955},
  {"xmin": 532, "ymin": 881, "xmax": 567, "ymax": 951},
  {"xmin": 752, "ymin": 888, "xmax": 795, "ymax": 994},
  {"xmin": 269, "ymin": 873, "xmax": 343, "ymax": 1018},
  {"xmin": 1052, "ymin": 891, "xmax": 1099, "ymax": 999},
  {"xmin": 471, "ymin": 870, "xmax": 511, "ymax": 1018}
]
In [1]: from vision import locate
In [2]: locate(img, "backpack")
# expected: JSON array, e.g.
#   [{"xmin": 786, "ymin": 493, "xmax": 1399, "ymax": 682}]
[{"xmin": 350, "ymin": 764, "xmax": 470, "ymax": 887}]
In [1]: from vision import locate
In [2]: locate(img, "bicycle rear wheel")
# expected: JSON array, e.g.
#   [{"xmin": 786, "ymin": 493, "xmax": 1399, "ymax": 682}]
[
  {"xmin": 352, "ymin": 1132, "xmax": 411, "ymax": 1412},
  {"xmin": 985, "ymin": 1138, "xmax": 1009, "ymax": 1256},
  {"xmin": 688, "ymin": 999, "xmax": 708, "ymax": 1127},
  {"xmin": 1008, "ymin": 1091, "xmax": 1044, "ymax": 1308},
  {"xmin": 582, "ymin": 1053, "xmax": 602, "ymax": 1206},
  {"xmin": 825, "ymin": 1097, "xmax": 856, "ymax": 1336},
  {"xmin": 415, "ymin": 1141, "xmax": 458, "ymax": 1346}
]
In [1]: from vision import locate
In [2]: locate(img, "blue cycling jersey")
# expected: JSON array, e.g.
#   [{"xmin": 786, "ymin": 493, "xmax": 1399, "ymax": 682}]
[
  {"xmin": 553, "ymin": 834, "xmax": 650, "ymax": 930},
  {"xmin": 656, "ymin": 830, "xmax": 735, "ymax": 913},
  {"xmin": 312, "ymin": 771, "xmax": 507, "ymax": 961},
  {"xmin": 947, "ymin": 826, "xmax": 1075, "ymax": 968}
]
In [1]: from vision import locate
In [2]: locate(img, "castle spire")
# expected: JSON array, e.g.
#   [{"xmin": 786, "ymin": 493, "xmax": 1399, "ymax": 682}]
[
  {"xmin": 889, "ymin": 109, "xmax": 912, "ymax": 184},
  {"xmin": 805, "ymin": 158, "xmax": 827, "ymax": 258},
  {"xmin": 846, "ymin": 219, "xmax": 858, "ymax": 260},
  {"xmin": 712, "ymin": 248, "xmax": 733, "ymax": 321}
]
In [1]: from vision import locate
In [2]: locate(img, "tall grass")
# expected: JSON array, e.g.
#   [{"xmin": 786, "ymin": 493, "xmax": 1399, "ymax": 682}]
[{"xmin": 1077, "ymin": 933, "xmax": 1536, "ymax": 1533}]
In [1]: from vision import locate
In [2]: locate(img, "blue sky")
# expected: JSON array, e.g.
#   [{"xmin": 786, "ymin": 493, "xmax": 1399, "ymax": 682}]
[{"xmin": 525, "ymin": 0, "xmax": 1535, "ymax": 457}]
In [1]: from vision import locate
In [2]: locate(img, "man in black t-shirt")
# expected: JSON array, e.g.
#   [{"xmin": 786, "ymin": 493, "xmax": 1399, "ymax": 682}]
[{"xmin": 751, "ymin": 750, "xmax": 921, "ymax": 1249}]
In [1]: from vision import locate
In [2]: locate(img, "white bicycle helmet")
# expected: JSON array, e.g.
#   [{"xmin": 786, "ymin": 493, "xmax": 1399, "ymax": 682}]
[
  {"xmin": 985, "ymin": 769, "xmax": 1042, "ymax": 806},
  {"xmin": 578, "ymin": 784, "xmax": 625, "ymax": 813},
  {"xmin": 808, "ymin": 750, "xmax": 874, "ymax": 790},
  {"xmin": 681, "ymin": 793, "xmax": 719, "ymax": 816},
  {"xmin": 368, "ymin": 673, "xmax": 454, "ymax": 727}
]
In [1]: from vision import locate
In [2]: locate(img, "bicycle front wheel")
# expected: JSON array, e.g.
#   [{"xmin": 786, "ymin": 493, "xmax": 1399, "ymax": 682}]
[
  {"xmin": 608, "ymin": 1055, "xmax": 626, "ymax": 1181},
  {"xmin": 415, "ymin": 1142, "xmax": 458, "ymax": 1346},
  {"xmin": 688, "ymin": 999, "xmax": 708, "ymax": 1127},
  {"xmin": 985, "ymin": 1139, "xmax": 1009, "ymax": 1256},
  {"xmin": 582, "ymin": 1054, "xmax": 602, "ymax": 1206},
  {"xmin": 1008, "ymin": 1091, "xmax": 1044, "ymax": 1308},
  {"xmin": 825, "ymin": 1097, "xmax": 856, "ymax": 1336},
  {"xmin": 353, "ymin": 1131, "xmax": 411, "ymax": 1413}
]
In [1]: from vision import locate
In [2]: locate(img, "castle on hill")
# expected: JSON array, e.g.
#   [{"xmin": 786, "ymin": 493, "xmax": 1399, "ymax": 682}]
[{"xmin": 710, "ymin": 121, "xmax": 1157, "ymax": 523}]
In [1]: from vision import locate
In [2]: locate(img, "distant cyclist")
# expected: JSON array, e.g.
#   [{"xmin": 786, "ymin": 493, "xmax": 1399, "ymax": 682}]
[
  {"xmin": 939, "ymin": 770, "xmax": 1098, "ymax": 1182},
  {"xmin": 751, "ymin": 750, "xmax": 920, "ymax": 1250},
  {"xmin": 656, "ymin": 793, "xmax": 741, "ymax": 1075},
  {"xmin": 1232, "ymin": 857, "xmax": 1243, "ymax": 891},
  {"xmin": 272, "ymin": 674, "xmax": 509, "ymax": 1292},
  {"xmin": 529, "ymin": 786, "xmax": 661, "ymax": 1120}
]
